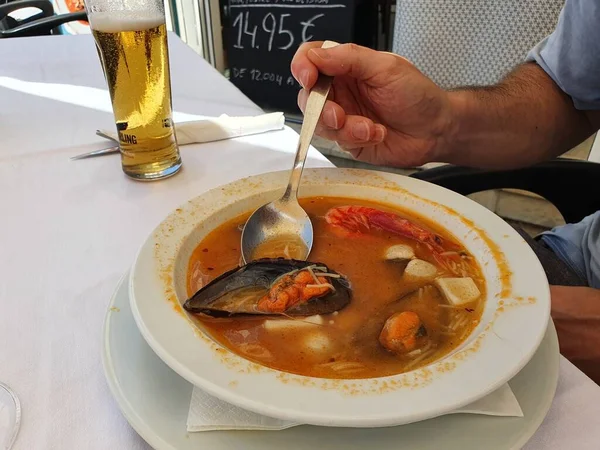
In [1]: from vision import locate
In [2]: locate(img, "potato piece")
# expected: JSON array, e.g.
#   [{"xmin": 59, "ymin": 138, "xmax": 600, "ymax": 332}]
[
  {"xmin": 263, "ymin": 315, "xmax": 323, "ymax": 331},
  {"xmin": 385, "ymin": 244, "xmax": 415, "ymax": 261},
  {"xmin": 435, "ymin": 277, "xmax": 481, "ymax": 305},
  {"xmin": 403, "ymin": 259, "xmax": 438, "ymax": 281}
]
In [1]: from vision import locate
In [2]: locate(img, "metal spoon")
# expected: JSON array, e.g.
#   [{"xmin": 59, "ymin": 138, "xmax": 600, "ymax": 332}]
[{"xmin": 241, "ymin": 41, "xmax": 337, "ymax": 264}]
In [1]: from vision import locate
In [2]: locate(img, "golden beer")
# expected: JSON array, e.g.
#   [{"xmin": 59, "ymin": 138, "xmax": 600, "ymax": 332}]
[{"xmin": 92, "ymin": 14, "xmax": 181, "ymax": 180}]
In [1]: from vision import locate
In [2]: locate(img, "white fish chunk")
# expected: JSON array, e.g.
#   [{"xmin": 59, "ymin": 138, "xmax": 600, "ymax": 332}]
[
  {"xmin": 304, "ymin": 315, "xmax": 324, "ymax": 325},
  {"xmin": 403, "ymin": 259, "xmax": 438, "ymax": 281},
  {"xmin": 263, "ymin": 315, "xmax": 323, "ymax": 331},
  {"xmin": 385, "ymin": 244, "xmax": 415, "ymax": 261},
  {"xmin": 435, "ymin": 277, "xmax": 481, "ymax": 305},
  {"xmin": 304, "ymin": 331, "xmax": 330, "ymax": 353}
]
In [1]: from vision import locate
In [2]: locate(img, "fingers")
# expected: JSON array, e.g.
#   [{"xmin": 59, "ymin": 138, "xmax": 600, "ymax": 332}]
[
  {"xmin": 297, "ymin": 89, "xmax": 386, "ymax": 148},
  {"xmin": 316, "ymin": 118, "xmax": 387, "ymax": 165},
  {"xmin": 306, "ymin": 43, "xmax": 402, "ymax": 83},
  {"xmin": 297, "ymin": 89, "xmax": 344, "ymax": 129},
  {"xmin": 326, "ymin": 116, "xmax": 387, "ymax": 150},
  {"xmin": 292, "ymin": 42, "xmax": 408, "ymax": 89},
  {"xmin": 291, "ymin": 41, "xmax": 325, "ymax": 90},
  {"xmin": 298, "ymin": 109, "xmax": 384, "ymax": 148}
]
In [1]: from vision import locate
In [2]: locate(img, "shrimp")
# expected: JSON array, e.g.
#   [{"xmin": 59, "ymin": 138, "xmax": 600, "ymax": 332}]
[
  {"xmin": 325, "ymin": 206, "xmax": 464, "ymax": 270},
  {"xmin": 325, "ymin": 206, "xmax": 448, "ymax": 251}
]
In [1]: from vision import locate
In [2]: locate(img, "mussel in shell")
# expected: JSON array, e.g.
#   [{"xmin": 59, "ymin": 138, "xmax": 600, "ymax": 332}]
[{"xmin": 183, "ymin": 258, "xmax": 351, "ymax": 317}]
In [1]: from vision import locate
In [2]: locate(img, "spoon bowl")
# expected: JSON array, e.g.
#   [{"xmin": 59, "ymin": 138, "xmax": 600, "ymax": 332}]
[{"xmin": 241, "ymin": 198, "xmax": 313, "ymax": 263}]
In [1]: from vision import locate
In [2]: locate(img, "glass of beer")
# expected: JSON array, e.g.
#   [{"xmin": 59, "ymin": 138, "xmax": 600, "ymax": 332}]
[{"xmin": 86, "ymin": 0, "xmax": 182, "ymax": 180}]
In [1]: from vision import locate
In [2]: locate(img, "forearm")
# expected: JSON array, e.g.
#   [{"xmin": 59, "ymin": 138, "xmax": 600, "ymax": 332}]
[
  {"xmin": 440, "ymin": 63, "xmax": 596, "ymax": 169},
  {"xmin": 551, "ymin": 285, "xmax": 600, "ymax": 383}
]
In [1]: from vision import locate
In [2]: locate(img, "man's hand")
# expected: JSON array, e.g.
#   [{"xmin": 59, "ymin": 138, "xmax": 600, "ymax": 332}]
[
  {"xmin": 291, "ymin": 43, "xmax": 596, "ymax": 169},
  {"xmin": 551, "ymin": 285, "xmax": 600, "ymax": 384},
  {"xmin": 291, "ymin": 42, "xmax": 454, "ymax": 167}
]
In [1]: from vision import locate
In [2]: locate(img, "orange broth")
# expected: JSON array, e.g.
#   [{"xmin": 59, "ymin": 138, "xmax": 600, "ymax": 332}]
[{"xmin": 186, "ymin": 197, "xmax": 485, "ymax": 379}]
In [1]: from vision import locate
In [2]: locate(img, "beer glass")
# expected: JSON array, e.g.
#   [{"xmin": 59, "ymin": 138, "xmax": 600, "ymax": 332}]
[{"xmin": 86, "ymin": 0, "xmax": 182, "ymax": 180}]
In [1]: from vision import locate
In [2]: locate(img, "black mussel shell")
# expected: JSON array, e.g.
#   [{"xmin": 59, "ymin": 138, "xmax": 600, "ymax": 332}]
[{"xmin": 183, "ymin": 258, "xmax": 351, "ymax": 317}]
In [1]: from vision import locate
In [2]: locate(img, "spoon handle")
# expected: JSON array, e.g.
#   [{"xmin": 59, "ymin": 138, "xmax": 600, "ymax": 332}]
[{"xmin": 283, "ymin": 41, "xmax": 338, "ymax": 201}]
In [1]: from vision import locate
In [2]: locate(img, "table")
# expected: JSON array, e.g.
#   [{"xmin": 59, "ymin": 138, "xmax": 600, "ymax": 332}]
[{"xmin": 1, "ymin": 33, "xmax": 599, "ymax": 450}]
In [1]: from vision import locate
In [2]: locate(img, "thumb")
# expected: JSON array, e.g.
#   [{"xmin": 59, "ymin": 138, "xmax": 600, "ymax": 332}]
[{"xmin": 307, "ymin": 43, "xmax": 405, "ymax": 82}]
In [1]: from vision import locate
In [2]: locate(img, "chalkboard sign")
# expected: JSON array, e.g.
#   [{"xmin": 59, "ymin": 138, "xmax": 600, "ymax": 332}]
[{"xmin": 224, "ymin": 0, "xmax": 356, "ymax": 113}]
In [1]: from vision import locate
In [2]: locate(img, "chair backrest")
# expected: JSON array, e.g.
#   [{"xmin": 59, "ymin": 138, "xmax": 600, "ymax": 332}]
[
  {"xmin": 411, "ymin": 158, "xmax": 600, "ymax": 224},
  {"xmin": 0, "ymin": 0, "xmax": 54, "ymax": 34},
  {"xmin": 0, "ymin": 0, "xmax": 86, "ymax": 38},
  {"xmin": 392, "ymin": 0, "xmax": 564, "ymax": 88}
]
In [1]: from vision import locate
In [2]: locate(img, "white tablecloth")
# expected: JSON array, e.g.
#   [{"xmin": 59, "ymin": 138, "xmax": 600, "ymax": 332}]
[{"xmin": 1, "ymin": 34, "xmax": 599, "ymax": 450}]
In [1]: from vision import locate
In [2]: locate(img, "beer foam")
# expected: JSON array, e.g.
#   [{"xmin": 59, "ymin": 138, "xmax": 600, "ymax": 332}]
[{"xmin": 90, "ymin": 11, "xmax": 164, "ymax": 33}]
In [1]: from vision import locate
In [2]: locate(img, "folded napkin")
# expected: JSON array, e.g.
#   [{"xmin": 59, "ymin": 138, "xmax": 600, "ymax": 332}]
[
  {"xmin": 98, "ymin": 112, "xmax": 285, "ymax": 146},
  {"xmin": 187, "ymin": 383, "xmax": 523, "ymax": 432}
]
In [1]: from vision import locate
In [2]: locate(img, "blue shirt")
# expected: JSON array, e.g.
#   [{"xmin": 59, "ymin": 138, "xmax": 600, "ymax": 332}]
[
  {"xmin": 541, "ymin": 213, "xmax": 600, "ymax": 289},
  {"xmin": 527, "ymin": 0, "xmax": 600, "ymax": 110},
  {"xmin": 526, "ymin": 0, "xmax": 600, "ymax": 287}
]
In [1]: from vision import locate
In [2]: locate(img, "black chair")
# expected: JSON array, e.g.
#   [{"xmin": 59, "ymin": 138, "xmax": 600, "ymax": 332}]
[
  {"xmin": 410, "ymin": 158, "xmax": 600, "ymax": 225},
  {"xmin": 0, "ymin": 0, "xmax": 86, "ymax": 38}
]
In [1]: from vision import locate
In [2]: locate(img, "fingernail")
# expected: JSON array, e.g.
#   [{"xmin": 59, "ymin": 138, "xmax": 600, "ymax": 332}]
[
  {"xmin": 309, "ymin": 48, "xmax": 330, "ymax": 60},
  {"xmin": 299, "ymin": 70, "xmax": 310, "ymax": 89},
  {"xmin": 297, "ymin": 89, "xmax": 308, "ymax": 111},
  {"xmin": 323, "ymin": 107, "xmax": 339, "ymax": 129},
  {"xmin": 352, "ymin": 122, "xmax": 370, "ymax": 141}
]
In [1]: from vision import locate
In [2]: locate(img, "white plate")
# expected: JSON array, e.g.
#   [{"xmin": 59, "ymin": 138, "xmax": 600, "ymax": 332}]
[
  {"xmin": 129, "ymin": 168, "xmax": 551, "ymax": 427},
  {"xmin": 104, "ymin": 271, "xmax": 559, "ymax": 450}
]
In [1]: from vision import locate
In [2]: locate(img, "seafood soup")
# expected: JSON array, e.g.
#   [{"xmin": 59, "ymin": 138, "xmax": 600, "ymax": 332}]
[{"xmin": 184, "ymin": 197, "xmax": 485, "ymax": 379}]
